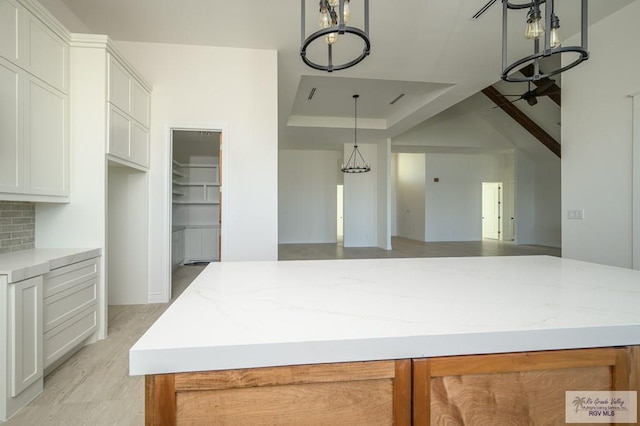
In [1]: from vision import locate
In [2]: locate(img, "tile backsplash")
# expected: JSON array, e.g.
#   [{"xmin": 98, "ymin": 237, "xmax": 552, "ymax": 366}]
[{"xmin": 0, "ymin": 201, "xmax": 35, "ymax": 255}]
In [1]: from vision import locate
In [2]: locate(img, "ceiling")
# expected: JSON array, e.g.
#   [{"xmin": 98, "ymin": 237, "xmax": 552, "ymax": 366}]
[{"xmin": 55, "ymin": 0, "xmax": 634, "ymax": 152}]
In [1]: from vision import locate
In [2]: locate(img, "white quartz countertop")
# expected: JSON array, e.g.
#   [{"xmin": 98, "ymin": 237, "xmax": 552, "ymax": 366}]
[
  {"xmin": 129, "ymin": 256, "xmax": 640, "ymax": 376},
  {"xmin": 0, "ymin": 248, "xmax": 101, "ymax": 283}
]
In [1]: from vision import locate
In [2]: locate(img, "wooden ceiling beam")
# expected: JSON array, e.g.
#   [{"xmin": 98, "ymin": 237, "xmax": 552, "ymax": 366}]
[
  {"xmin": 520, "ymin": 64, "xmax": 562, "ymax": 106},
  {"xmin": 481, "ymin": 86, "xmax": 561, "ymax": 158}
]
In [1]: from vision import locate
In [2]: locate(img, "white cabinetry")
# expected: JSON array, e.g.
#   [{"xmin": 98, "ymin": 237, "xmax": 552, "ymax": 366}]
[
  {"xmin": 1, "ymin": 274, "xmax": 43, "ymax": 421},
  {"xmin": 184, "ymin": 227, "xmax": 219, "ymax": 263},
  {"xmin": 172, "ymin": 229, "xmax": 185, "ymax": 270},
  {"xmin": 0, "ymin": 0, "xmax": 69, "ymax": 202},
  {"xmin": 43, "ymin": 258, "xmax": 98, "ymax": 370},
  {"xmin": 9, "ymin": 276, "xmax": 43, "ymax": 397},
  {"xmin": 107, "ymin": 54, "xmax": 150, "ymax": 170},
  {"xmin": 0, "ymin": 250, "xmax": 101, "ymax": 421},
  {"xmin": 173, "ymin": 160, "xmax": 220, "ymax": 263}
]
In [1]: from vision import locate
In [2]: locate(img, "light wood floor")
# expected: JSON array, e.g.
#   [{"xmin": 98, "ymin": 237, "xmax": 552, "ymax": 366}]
[
  {"xmin": 5, "ymin": 240, "xmax": 559, "ymax": 424},
  {"xmin": 5, "ymin": 264, "xmax": 206, "ymax": 426},
  {"xmin": 279, "ymin": 236, "xmax": 561, "ymax": 260}
]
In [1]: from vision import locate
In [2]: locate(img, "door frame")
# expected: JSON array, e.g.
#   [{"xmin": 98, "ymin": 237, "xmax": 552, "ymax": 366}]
[{"xmin": 164, "ymin": 122, "xmax": 229, "ymax": 302}]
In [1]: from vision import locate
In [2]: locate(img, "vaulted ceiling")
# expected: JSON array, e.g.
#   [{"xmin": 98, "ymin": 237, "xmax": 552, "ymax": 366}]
[{"xmin": 51, "ymin": 0, "xmax": 633, "ymax": 152}]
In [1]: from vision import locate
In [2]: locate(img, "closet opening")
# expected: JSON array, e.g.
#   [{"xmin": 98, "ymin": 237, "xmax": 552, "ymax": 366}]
[{"xmin": 170, "ymin": 129, "xmax": 222, "ymax": 298}]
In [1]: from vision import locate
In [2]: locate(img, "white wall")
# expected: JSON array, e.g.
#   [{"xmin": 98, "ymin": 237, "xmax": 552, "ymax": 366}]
[
  {"xmin": 107, "ymin": 165, "xmax": 148, "ymax": 305},
  {"xmin": 343, "ymin": 143, "xmax": 378, "ymax": 247},
  {"xmin": 377, "ymin": 140, "xmax": 391, "ymax": 250},
  {"xmin": 395, "ymin": 153, "xmax": 426, "ymax": 241},
  {"xmin": 36, "ymin": 0, "xmax": 90, "ymax": 32},
  {"xmin": 114, "ymin": 41, "xmax": 278, "ymax": 302},
  {"xmin": 278, "ymin": 150, "xmax": 342, "ymax": 244},
  {"xmin": 424, "ymin": 154, "xmax": 500, "ymax": 242},
  {"xmin": 562, "ymin": 0, "xmax": 640, "ymax": 267},
  {"xmin": 534, "ymin": 160, "xmax": 561, "ymax": 248},
  {"xmin": 514, "ymin": 150, "xmax": 535, "ymax": 245}
]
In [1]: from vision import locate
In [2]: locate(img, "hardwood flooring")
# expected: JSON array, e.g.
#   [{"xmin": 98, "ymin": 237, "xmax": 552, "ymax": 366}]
[
  {"xmin": 4, "ymin": 239, "xmax": 559, "ymax": 424},
  {"xmin": 279, "ymin": 236, "xmax": 561, "ymax": 260}
]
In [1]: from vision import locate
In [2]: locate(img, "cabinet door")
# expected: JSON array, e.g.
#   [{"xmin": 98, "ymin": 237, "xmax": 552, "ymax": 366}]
[
  {"xmin": 108, "ymin": 56, "xmax": 130, "ymax": 113},
  {"xmin": 108, "ymin": 104, "xmax": 130, "ymax": 160},
  {"xmin": 24, "ymin": 75, "xmax": 68, "ymax": 196},
  {"xmin": 131, "ymin": 80, "xmax": 149, "ymax": 127},
  {"xmin": 130, "ymin": 121, "xmax": 149, "ymax": 168},
  {"xmin": 0, "ymin": 0, "xmax": 21, "ymax": 64},
  {"xmin": 183, "ymin": 228, "xmax": 203, "ymax": 262},
  {"xmin": 0, "ymin": 58, "xmax": 22, "ymax": 193},
  {"xmin": 9, "ymin": 275, "xmax": 43, "ymax": 397},
  {"xmin": 201, "ymin": 228, "xmax": 218, "ymax": 260},
  {"xmin": 23, "ymin": 12, "xmax": 68, "ymax": 93}
]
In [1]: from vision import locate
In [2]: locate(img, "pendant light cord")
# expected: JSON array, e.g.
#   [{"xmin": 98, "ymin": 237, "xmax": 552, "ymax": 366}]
[{"xmin": 353, "ymin": 94, "xmax": 359, "ymax": 148}]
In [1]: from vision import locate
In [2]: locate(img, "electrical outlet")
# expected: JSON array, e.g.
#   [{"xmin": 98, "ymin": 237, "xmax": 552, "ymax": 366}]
[{"xmin": 567, "ymin": 209, "xmax": 584, "ymax": 220}]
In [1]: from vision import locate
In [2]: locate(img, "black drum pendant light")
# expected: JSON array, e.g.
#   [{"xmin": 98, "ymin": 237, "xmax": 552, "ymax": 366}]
[
  {"xmin": 341, "ymin": 95, "xmax": 370, "ymax": 174},
  {"xmin": 501, "ymin": 0, "xmax": 588, "ymax": 82},
  {"xmin": 300, "ymin": 0, "xmax": 371, "ymax": 72}
]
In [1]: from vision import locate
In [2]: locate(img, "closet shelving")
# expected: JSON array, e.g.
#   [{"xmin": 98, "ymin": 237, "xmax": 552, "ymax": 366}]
[{"xmin": 172, "ymin": 161, "xmax": 219, "ymax": 205}]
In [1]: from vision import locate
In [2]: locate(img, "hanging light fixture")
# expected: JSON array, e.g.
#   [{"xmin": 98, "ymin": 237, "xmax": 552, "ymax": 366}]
[
  {"xmin": 301, "ymin": 0, "xmax": 371, "ymax": 72},
  {"xmin": 341, "ymin": 94, "xmax": 370, "ymax": 174},
  {"xmin": 501, "ymin": 0, "xmax": 588, "ymax": 82}
]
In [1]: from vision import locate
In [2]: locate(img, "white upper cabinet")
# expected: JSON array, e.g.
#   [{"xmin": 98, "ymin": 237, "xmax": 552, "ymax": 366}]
[
  {"xmin": 108, "ymin": 57, "xmax": 130, "ymax": 112},
  {"xmin": 23, "ymin": 12, "xmax": 67, "ymax": 93},
  {"xmin": 107, "ymin": 53, "xmax": 150, "ymax": 170},
  {"xmin": 0, "ymin": 0, "xmax": 20, "ymax": 64},
  {"xmin": 0, "ymin": 0, "xmax": 69, "ymax": 202},
  {"xmin": 24, "ymin": 74, "xmax": 68, "ymax": 196},
  {"xmin": 0, "ymin": 58, "xmax": 22, "ymax": 194}
]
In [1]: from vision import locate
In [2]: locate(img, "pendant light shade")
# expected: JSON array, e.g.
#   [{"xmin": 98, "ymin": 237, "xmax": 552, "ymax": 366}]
[
  {"xmin": 501, "ymin": 0, "xmax": 588, "ymax": 82},
  {"xmin": 341, "ymin": 94, "xmax": 370, "ymax": 174}
]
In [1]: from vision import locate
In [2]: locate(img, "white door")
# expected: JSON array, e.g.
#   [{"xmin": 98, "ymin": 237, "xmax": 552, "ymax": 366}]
[{"xmin": 482, "ymin": 182, "xmax": 501, "ymax": 240}]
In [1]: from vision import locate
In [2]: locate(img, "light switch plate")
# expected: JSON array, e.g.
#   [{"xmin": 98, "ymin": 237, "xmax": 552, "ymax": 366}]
[{"xmin": 567, "ymin": 209, "xmax": 584, "ymax": 220}]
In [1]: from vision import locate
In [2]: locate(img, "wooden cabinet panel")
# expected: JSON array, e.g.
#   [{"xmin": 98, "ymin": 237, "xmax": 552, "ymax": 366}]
[
  {"xmin": 25, "ymin": 75, "xmax": 67, "ymax": 196},
  {"xmin": 412, "ymin": 348, "xmax": 633, "ymax": 426},
  {"xmin": 0, "ymin": 58, "xmax": 22, "ymax": 193},
  {"xmin": 0, "ymin": 0, "xmax": 20, "ymax": 64},
  {"xmin": 146, "ymin": 360, "xmax": 411, "ymax": 426},
  {"xmin": 9, "ymin": 276, "xmax": 43, "ymax": 397}
]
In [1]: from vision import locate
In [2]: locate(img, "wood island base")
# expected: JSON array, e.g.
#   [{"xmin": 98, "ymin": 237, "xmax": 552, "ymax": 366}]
[{"xmin": 145, "ymin": 346, "xmax": 640, "ymax": 425}]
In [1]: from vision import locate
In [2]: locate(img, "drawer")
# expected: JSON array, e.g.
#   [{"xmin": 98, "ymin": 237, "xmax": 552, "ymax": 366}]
[
  {"xmin": 44, "ymin": 305, "xmax": 97, "ymax": 369},
  {"xmin": 44, "ymin": 257, "xmax": 99, "ymax": 298},
  {"xmin": 44, "ymin": 278, "xmax": 97, "ymax": 333}
]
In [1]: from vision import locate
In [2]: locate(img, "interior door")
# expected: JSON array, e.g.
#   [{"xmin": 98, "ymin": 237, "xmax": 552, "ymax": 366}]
[{"xmin": 482, "ymin": 182, "xmax": 501, "ymax": 240}]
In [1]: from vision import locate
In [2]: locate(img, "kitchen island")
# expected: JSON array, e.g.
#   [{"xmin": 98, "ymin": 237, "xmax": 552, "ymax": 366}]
[{"xmin": 130, "ymin": 256, "xmax": 640, "ymax": 424}]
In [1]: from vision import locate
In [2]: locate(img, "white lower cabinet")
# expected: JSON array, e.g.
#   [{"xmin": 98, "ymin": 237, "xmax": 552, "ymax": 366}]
[
  {"xmin": 9, "ymin": 276, "xmax": 43, "ymax": 397},
  {"xmin": 1, "ymin": 275, "xmax": 44, "ymax": 421},
  {"xmin": 0, "ymin": 254, "xmax": 100, "ymax": 421},
  {"xmin": 184, "ymin": 227, "xmax": 219, "ymax": 263},
  {"xmin": 172, "ymin": 230, "xmax": 185, "ymax": 270},
  {"xmin": 43, "ymin": 258, "xmax": 99, "ymax": 370}
]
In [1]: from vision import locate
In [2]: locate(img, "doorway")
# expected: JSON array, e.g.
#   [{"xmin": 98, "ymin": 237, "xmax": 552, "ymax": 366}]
[
  {"xmin": 482, "ymin": 182, "xmax": 502, "ymax": 240},
  {"xmin": 170, "ymin": 128, "xmax": 222, "ymax": 299},
  {"xmin": 337, "ymin": 184, "xmax": 344, "ymax": 240}
]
